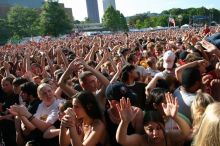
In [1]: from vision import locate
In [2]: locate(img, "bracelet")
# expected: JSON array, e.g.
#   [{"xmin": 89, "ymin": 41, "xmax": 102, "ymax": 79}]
[{"xmin": 28, "ymin": 115, "xmax": 35, "ymax": 121}]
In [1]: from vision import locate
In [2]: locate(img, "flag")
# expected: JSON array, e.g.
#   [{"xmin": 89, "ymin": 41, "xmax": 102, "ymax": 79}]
[{"xmin": 169, "ymin": 17, "xmax": 176, "ymax": 27}]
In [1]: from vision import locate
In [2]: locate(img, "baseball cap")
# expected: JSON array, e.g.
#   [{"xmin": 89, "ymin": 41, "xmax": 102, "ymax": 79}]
[
  {"xmin": 105, "ymin": 82, "xmax": 137, "ymax": 103},
  {"xmin": 163, "ymin": 50, "xmax": 176, "ymax": 69},
  {"xmin": 206, "ymin": 33, "xmax": 220, "ymax": 49}
]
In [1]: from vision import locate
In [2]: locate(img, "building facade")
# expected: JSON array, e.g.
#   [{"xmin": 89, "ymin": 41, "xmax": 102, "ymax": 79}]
[
  {"xmin": 103, "ymin": 0, "xmax": 116, "ymax": 12},
  {"xmin": 86, "ymin": 0, "xmax": 100, "ymax": 23}
]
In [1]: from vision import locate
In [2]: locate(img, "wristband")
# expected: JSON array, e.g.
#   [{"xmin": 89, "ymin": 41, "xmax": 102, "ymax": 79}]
[{"xmin": 28, "ymin": 115, "xmax": 35, "ymax": 121}]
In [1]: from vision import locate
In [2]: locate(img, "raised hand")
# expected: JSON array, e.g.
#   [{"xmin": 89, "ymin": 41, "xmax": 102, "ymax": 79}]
[
  {"xmin": 116, "ymin": 97, "xmax": 138, "ymax": 123},
  {"xmin": 200, "ymin": 39, "xmax": 219, "ymax": 54},
  {"xmin": 162, "ymin": 93, "xmax": 179, "ymax": 119}
]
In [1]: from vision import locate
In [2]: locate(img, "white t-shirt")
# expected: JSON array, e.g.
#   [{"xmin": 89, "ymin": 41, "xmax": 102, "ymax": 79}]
[{"xmin": 34, "ymin": 99, "xmax": 61, "ymax": 124}]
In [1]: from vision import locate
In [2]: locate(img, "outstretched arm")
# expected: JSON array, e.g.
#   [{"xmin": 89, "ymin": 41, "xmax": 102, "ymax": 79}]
[{"xmin": 116, "ymin": 98, "xmax": 142, "ymax": 146}]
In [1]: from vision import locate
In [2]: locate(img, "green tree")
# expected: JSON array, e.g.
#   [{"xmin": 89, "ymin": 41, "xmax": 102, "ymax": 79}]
[
  {"xmin": 102, "ymin": 6, "xmax": 128, "ymax": 32},
  {"xmin": 39, "ymin": 0, "xmax": 72, "ymax": 36},
  {"xmin": 7, "ymin": 5, "xmax": 39, "ymax": 38},
  {"xmin": 0, "ymin": 19, "xmax": 11, "ymax": 45}
]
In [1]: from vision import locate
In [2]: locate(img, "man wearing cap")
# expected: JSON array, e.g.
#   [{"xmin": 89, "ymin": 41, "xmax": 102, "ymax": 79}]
[
  {"xmin": 155, "ymin": 50, "xmax": 176, "ymax": 79},
  {"xmin": 105, "ymin": 82, "xmax": 144, "ymax": 146}
]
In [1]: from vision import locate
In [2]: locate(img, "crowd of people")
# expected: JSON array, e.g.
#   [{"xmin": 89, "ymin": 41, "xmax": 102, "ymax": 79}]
[{"xmin": 0, "ymin": 24, "xmax": 220, "ymax": 146}]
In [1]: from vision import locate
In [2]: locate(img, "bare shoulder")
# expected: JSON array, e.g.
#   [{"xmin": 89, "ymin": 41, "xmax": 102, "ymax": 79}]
[{"xmin": 92, "ymin": 119, "xmax": 105, "ymax": 130}]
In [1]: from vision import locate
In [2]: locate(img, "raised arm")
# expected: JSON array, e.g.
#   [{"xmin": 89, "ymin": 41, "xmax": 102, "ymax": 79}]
[
  {"xmin": 116, "ymin": 98, "xmax": 142, "ymax": 146},
  {"xmin": 162, "ymin": 93, "xmax": 191, "ymax": 142},
  {"xmin": 58, "ymin": 59, "xmax": 80, "ymax": 97}
]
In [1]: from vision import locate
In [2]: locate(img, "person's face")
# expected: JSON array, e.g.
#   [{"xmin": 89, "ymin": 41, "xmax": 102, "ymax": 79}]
[
  {"xmin": 83, "ymin": 75, "xmax": 97, "ymax": 92},
  {"xmin": 39, "ymin": 85, "xmax": 55, "ymax": 106},
  {"xmin": 72, "ymin": 98, "xmax": 86, "ymax": 119},
  {"xmin": 31, "ymin": 66, "xmax": 41, "ymax": 75},
  {"xmin": 1, "ymin": 80, "xmax": 13, "ymax": 93},
  {"xmin": 144, "ymin": 122, "xmax": 165, "ymax": 144},
  {"xmin": 13, "ymin": 84, "xmax": 21, "ymax": 94},
  {"xmin": 20, "ymin": 90, "xmax": 29, "ymax": 102},
  {"xmin": 129, "ymin": 69, "xmax": 138, "ymax": 80}
]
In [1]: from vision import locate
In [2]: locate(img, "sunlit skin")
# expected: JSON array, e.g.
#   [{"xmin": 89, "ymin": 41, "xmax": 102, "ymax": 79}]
[
  {"xmin": 1, "ymin": 80, "xmax": 13, "ymax": 93},
  {"xmin": 144, "ymin": 122, "xmax": 165, "ymax": 145},
  {"xmin": 38, "ymin": 85, "xmax": 55, "ymax": 106},
  {"xmin": 82, "ymin": 75, "xmax": 97, "ymax": 93}
]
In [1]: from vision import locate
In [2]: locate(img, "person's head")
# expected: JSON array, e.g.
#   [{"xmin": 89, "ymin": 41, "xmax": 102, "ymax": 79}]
[
  {"xmin": 143, "ymin": 110, "xmax": 165, "ymax": 144},
  {"xmin": 146, "ymin": 57, "xmax": 157, "ymax": 69},
  {"xmin": 12, "ymin": 77, "xmax": 29, "ymax": 94},
  {"xmin": 20, "ymin": 82, "xmax": 38, "ymax": 103},
  {"xmin": 79, "ymin": 71, "xmax": 97, "ymax": 93},
  {"xmin": 71, "ymin": 91, "xmax": 102, "ymax": 120},
  {"xmin": 105, "ymin": 82, "xmax": 137, "ymax": 110},
  {"xmin": 182, "ymin": 67, "xmax": 202, "ymax": 93},
  {"xmin": 126, "ymin": 53, "xmax": 138, "ymax": 65},
  {"xmin": 163, "ymin": 50, "xmax": 176, "ymax": 70},
  {"xmin": 147, "ymin": 88, "xmax": 167, "ymax": 114},
  {"xmin": 165, "ymin": 75, "xmax": 180, "ymax": 93},
  {"xmin": 41, "ymin": 78, "xmax": 57, "ymax": 91},
  {"xmin": 37, "ymin": 83, "xmax": 55, "ymax": 106},
  {"xmin": 121, "ymin": 64, "xmax": 138, "ymax": 83},
  {"xmin": 1, "ymin": 76, "xmax": 15, "ymax": 93},
  {"xmin": 193, "ymin": 102, "xmax": 220, "ymax": 146},
  {"xmin": 191, "ymin": 91, "xmax": 215, "ymax": 135},
  {"xmin": 31, "ymin": 63, "xmax": 41, "ymax": 75}
]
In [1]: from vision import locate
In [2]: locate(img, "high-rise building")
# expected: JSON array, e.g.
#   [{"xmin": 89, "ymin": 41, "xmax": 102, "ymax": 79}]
[
  {"xmin": 103, "ymin": 0, "xmax": 116, "ymax": 12},
  {"xmin": 86, "ymin": 0, "xmax": 100, "ymax": 23}
]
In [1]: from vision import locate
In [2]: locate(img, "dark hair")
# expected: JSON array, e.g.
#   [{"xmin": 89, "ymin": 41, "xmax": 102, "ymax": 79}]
[
  {"xmin": 2, "ymin": 76, "xmax": 15, "ymax": 84},
  {"xmin": 13, "ymin": 77, "xmax": 29, "ymax": 86},
  {"xmin": 149, "ymin": 88, "xmax": 167, "ymax": 108},
  {"xmin": 182, "ymin": 67, "xmax": 201, "ymax": 89},
  {"xmin": 79, "ymin": 71, "xmax": 93, "ymax": 83},
  {"xmin": 121, "ymin": 64, "xmax": 136, "ymax": 82},
  {"xmin": 20, "ymin": 82, "xmax": 38, "ymax": 98},
  {"xmin": 144, "ymin": 110, "xmax": 164, "ymax": 126},
  {"xmin": 126, "ymin": 53, "xmax": 136, "ymax": 64},
  {"xmin": 72, "ymin": 91, "xmax": 102, "ymax": 120}
]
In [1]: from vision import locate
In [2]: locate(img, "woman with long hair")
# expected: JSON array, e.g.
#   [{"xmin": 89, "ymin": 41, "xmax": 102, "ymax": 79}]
[
  {"xmin": 193, "ymin": 102, "xmax": 220, "ymax": 146},
  {"xmin": 59, "ymin": 91, "xmax": 106, "ymax": 146}
]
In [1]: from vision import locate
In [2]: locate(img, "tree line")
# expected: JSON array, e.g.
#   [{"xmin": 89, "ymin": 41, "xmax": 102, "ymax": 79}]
[
  {"xmin": 128, "ymin": 7, "xmax": 220, "ymax": 28},
  {"xmin": 0, "ymin": 0, "xmax": 73, "ymax": 45}
]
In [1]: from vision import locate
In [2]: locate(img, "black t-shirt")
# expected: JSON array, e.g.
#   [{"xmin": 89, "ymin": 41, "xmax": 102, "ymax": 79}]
[
  {"xmin": 0, "ymin": 91, "xmax": 19, "ymax": 114},
  {"xmin": 127, "ymin": 82, "xmax": 147, "ymax": 110},
  {"xmin": 27, "ymin": 99, "xmax": 41, "ymax": 115}
]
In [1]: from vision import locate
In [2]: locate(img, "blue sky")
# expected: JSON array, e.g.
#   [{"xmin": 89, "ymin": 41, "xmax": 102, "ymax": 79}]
[{"xmin": 59, "ymin": 0, "xmax": 220, "ymax": 21}]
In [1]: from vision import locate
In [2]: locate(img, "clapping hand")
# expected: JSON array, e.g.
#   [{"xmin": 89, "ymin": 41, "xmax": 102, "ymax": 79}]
[
  {"xmin": 116, "ymin": 97, "xmax": 138, "ymax": 123},
  {"xmin": 61, "ymin": 108, "xmax": 76, "ymax": 128},
  {"xmin": 162, "ymin": 93, "xmax": 179, "ymax": 119}
]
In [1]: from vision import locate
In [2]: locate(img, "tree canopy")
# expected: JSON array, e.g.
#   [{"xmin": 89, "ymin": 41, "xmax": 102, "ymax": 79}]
[
  {"xmin": 102, "ymin": 6, "xmax": 128, "ymax": 32},
  {"xmin": 128, "ymin": 7, "xmax": 220, "ymax": 29},
  {"xmin": 39, "ymin": 1, "xmax": 73, "ymax": 36}
]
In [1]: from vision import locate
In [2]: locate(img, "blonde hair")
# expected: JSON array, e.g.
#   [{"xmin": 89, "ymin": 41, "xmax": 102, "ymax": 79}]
[
  {"xmin": 191, "ymin": 91, "xmax": 215, "ymax": 135},
  {"xmin": 37, "ymin": 83, "xmax": 52, "ymax": 99},
  {"xmin": 193, "ymin": 102, "xmax": 220, "ymax": 146}
]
